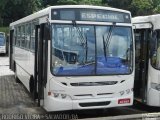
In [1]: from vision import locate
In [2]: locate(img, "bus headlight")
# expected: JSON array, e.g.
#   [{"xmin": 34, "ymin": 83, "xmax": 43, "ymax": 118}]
[
  {"xmin": 119, "ymin": 89, "xmax": 132, "ymax": 96},
  {"xmin": 49, "ymin": 91, "xmax": 70, "ymax": 99},
  {"xmin": 151, "ymin": 83, "xmax": 160, "ymax": 91}
]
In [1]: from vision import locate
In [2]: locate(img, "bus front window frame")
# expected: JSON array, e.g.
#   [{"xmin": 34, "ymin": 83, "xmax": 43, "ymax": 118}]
[{"xmin": 51, "ymin": 23, "xmax": 133, "ymax": 76}]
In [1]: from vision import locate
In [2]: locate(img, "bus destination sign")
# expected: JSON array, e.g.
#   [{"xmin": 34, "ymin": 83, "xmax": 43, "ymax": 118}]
[
  {"xmin": 80, "ymin": 11, "xmax": 125, "ymax": 22},
  {"xmin": 51, "ymin": 8, "xmax": 131, "ymax": 23}
]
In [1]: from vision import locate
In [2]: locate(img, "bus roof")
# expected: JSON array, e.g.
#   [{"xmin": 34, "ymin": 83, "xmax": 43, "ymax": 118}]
[
  {"xmin": 132, "ymin": 14, "xmax": 160, "ymax": 30},
  {"xmin": 132, "ymin": 15, "xmax": 150, "ymax": 23},
  {"xmin": 10, "ymin": 5, "xmax": 131, "ymax": 27}
]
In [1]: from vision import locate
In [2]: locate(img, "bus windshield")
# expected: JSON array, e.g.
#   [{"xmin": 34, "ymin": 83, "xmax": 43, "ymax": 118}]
[
  {"xmin": 151, "ymin": 30, "xmax": 160, "ymax": 70},
  {"xmin": 51, "ymin": 24, "xmax": 133, "ymax": 76},
  {"xmin": 0, "ymin": 34, "xmax": 5, "ymax": 46}
]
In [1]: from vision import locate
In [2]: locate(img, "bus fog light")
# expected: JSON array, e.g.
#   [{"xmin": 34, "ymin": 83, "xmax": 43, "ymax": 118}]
[
  {"xmin": 54, "ymin": 93, "xmax": 59, "ymax": 97},
  {"xmin": 61, "ymin": 94, "xmax": 67, "ymax": 99},
  {"xmin": 120, "ymin": 91, "xmax": 125, "ymax": 96}
]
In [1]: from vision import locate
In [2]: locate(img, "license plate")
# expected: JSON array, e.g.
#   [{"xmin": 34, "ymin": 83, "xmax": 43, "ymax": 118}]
[{"xmin": 118, "ymin": 98, "xmax": 130, "ymax": 104}]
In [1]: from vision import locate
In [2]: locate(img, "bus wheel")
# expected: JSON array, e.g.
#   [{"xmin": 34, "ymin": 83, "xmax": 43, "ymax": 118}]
[
  {"xmin": 14, "ymin": 63, "xmax": 20, "ymax": 83},
  {"xmin": 29, "ymin": 76, "xmax": 37, "ymax": 100}
]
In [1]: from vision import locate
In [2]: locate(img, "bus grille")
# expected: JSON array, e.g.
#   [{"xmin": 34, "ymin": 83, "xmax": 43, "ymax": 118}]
[
  {"xmin": 79, "ymin": 101, "xmax": 111, "ymax": 107},
  {"xmin": 73, "ymin": 93, "xmax": 114, "ymax": 99},
  {"xmin": 70, "ymin": 81, "xmax": 117, "ymax": 86}
]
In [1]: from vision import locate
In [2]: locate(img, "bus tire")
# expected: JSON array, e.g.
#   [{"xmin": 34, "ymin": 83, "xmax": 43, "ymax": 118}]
[
  {"xmin": 29, "ymin": 76, "xmax": 37, "ymax": 99},
  {"xmin": 14, "ymin": 63, "xmax": 20, "ymax": 83}
]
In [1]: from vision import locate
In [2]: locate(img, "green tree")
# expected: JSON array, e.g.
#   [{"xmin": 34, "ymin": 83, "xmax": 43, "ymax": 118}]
[
  {"xmin": 131, "ymin": 0, "xmax": 153, "ymax": 16},
  {"xmin": 151, "ymin": 0, "xmax": 160, "ymax": 13},
  {"xmin": 57, "ymin": 0, "xmax": 78, "ymax": 5},
  {"xmin": 57, "ymin": 0, "xmax": 102, "ymax": 5},
  {"xmin": 0, "ymin": 0, "xmax": 42, "ymax": 26},
  {"xmin": 105, "ymin": 0, "xmax": 132, "ymax": 10},
  {"xmin": 43, "ymin": 0, "xmax": 59, "ymax": 6},
  {"xmin": 78, "ymin": 0, "xmax": 102, "ymax": 5}
]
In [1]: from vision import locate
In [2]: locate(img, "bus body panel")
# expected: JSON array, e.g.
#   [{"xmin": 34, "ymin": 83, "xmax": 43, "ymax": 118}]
[
  {"xmin": 14, "ymin": 47, "xmax": 35, "ymax": 91},
  {"xmin": 44, "ymin": 77, "xmax": 133, "ymax": 111},
  {"xmin": 42, "ymin": 41, "xmax": 134, "ymax": 111},
  {"xmin": 147, "ymin": 60, "xmax": 160, "ymax": 106}
]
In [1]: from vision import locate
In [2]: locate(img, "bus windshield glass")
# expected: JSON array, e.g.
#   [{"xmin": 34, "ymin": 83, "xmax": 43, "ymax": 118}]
[
  {"xmin": 51, "ymin": 24, "xmax": 133, "ymax": 76},
  {"xmin": 0, "ymin": 34, "xmax": 5, "ymax": 46},
  {"xmin": 151, "ymin": 30, "xmax": 160, "ymax": 70}
]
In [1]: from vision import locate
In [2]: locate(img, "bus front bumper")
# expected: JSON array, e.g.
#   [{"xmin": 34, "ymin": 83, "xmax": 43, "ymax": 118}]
[{"xmin": 44, "ymin": 93, "xmax": 133, "ymax": 112}]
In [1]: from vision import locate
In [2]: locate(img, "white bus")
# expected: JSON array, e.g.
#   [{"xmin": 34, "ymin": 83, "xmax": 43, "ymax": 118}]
[
  {"xmin": 133, "ymin": 15, "xmax": 160, "ymax": 106},
  {"xmin": 0, "ymin": 32, "xmax": 6, "ymax": 54},
  {"xmin": 10, "ymin": 5, "xmax": 134, "ymax": 111}
]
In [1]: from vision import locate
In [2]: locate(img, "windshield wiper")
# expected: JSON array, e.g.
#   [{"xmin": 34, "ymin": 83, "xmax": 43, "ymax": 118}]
[
  {"xmin": 103, "ymin": 22, "xmax": 116, "ymax": 60},
  {"xmin": 72, "ymin": 20, "xmax": 86, "ymax": 48},
  {"xmin": 72, "ymin": 20, "xmax": 88, "ymax": 63}
]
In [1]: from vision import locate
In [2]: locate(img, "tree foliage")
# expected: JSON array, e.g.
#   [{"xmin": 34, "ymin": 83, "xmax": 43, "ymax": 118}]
[
  {"xmin": 105, "ymin": 0, "xmax": 132, "ymax": 10},
  {"xmin": 0, "ymin": 0, "xmax": 42, "ymax": 26},
  {"xmin": 42, "ymin": 0, "xmax": 100, "ymax": 6},
  {"xmin": 151, "ymin": 0, "xmax": 160, "ymax": 13},
  {"xmin": 131, "ymin": 0, "xmax": 153, "ymax": 16}
]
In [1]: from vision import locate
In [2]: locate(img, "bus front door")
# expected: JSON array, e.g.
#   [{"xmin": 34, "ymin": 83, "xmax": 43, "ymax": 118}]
[
  {"xmin": 36, "ymin": 24, "xmax": 49, "ymax": 106},
  {"xmin": 134, "ymin": 29, "xmax": 150, "ymax": 103}
]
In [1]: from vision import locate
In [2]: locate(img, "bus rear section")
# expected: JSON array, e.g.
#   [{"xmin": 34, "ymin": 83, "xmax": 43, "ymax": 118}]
[
  {"xmin": 133, "ymin": 15, "xmax": 160, "ymax": 106},
  {"xmin": 0, "ymin": 32, "xmax": 6, "ymax": 54},
  {"xmin": 10, "ymin": 5, "xmax": 134, "ymax": 112}
]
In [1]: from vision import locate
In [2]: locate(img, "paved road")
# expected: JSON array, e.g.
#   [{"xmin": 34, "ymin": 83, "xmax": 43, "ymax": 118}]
[
  {"xmin": 0, "ymin": 75, "xmax": 45, "ymax": 114},
  {"xmin": 0, "ymin": 56, "xmax": 45, "ymax": 114},
  {"xmin": 0, "ymin": 55, "xmax": 9, "ymax": 66},
  {"xmin": 1, "ymin": 56, "xmax": 160, "ymax": 120}
]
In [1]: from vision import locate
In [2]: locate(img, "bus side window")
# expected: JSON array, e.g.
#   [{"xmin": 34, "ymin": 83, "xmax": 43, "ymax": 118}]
[
  {"xmin": 14, "ymin": 27, "xmax": 17, "ymax": 46},
  {"xmin": 30, "ymin": 22, "xmax": 36, "ymax": 51},
  {"xmin": 25, "ymin": 23, "xmax": 31, "ymax": 49},
  {"xmin": 21, "ymin": 25, "xmax": 25, "ymax": 48},
  {"xmin": 17, "ymin": 26, "xmax": 21, "ymax": 47}
]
